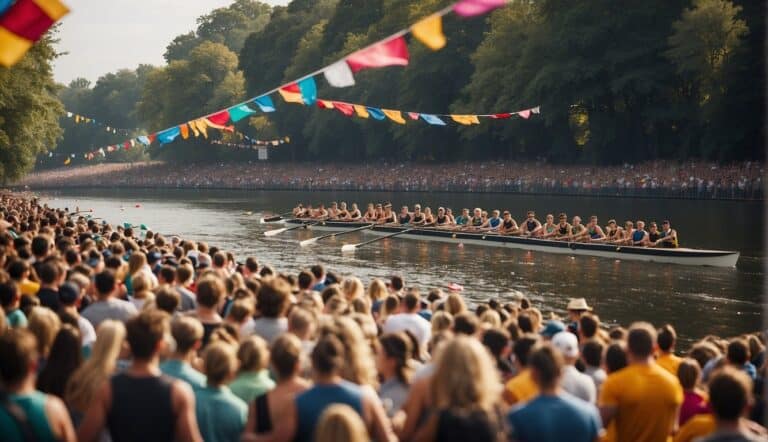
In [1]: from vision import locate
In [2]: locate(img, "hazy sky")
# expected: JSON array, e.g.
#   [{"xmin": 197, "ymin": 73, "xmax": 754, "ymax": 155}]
[{"xmin": 54, "ymin": 0, "xmax": 288, "ymax": 85}]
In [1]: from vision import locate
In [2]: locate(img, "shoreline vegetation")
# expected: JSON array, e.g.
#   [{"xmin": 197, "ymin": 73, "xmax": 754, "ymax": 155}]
[{"xmin": 17, "ymin": 160, "xmax": 765, "ymax": 201}]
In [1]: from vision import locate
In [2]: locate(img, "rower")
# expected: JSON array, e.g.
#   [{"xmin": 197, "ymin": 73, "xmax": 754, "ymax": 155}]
[
  {"xmin": 455, "ymin": 208, "xmax": 470, "ymax": 227},
  {"xmin": 327, "ymin": 202, "xmax": 339, "ymax": 219},
  {"xmin": 632, "ymin": 220, "xmax": 649, "ymax": 246},
  {"xmin": 375, "ymin": 203, "xmax": 384, "ymax": 220},
  {"xmin": 398, "ymin": 206, "xmax": 412, "ymax": 225},
  {"xmin": 555, "ymin": 213, "xmax": 571, "ymax": 239},
  {"xmin": 647, "ymin": 222, "xmax": 661, "ymax": 246},
  {"xmin": 378, "ymin": 203, "xmax": 396, "ymax": 224},
  {"xmin": 569, "ymin": 216, "xmax": 587, "ymax": 241},
  {"xmin": 620, "ymin": 221, "xmax": 634, "ymax": 244},
  {"xmin": 349, "ymin": 203, "xmax": 362, "ymax": 220},
  {"xmin": 423, "ymin": 207, "xmax": 435, "ymax": 225},
  {"xmin": 468, "ymin": 208, "xmax": 484, "ymax": 231},
  {"xmin": 299, "ymin": 204, "xmax": 313, "ymax": 218},
  {"xmin": 482, "ymin": 210, "xmax": 502, "ymax": 232},
  {"xmin": 337, "ymin": 202, "xmax": 350, "ymax": 220},
  {"xmin": 411, "ymin": 204, "xmax": 426, "ymax": 226},
  {"xmin": 362, "ymin": 203, "xmax": 376, "ymax": 221},
  {"xmin": 444, "ymin": 208, "xmax": 456, "ymax": 225},
  {"xmin": 656, "ymin": 220, "xmax": 679, "ymax": 248},
  {"xmin": 585, "ymin": 216, "xmax": 606, "ymax": 241},
  {"xmin": 435, "ymin": 207, "xmax": 450, "ymax": 227},
  {"xmin": 292, "ymin": 204, "xmax": 304, "ymax": 217},
  {"xmin": 604, "ymin": 219, "xmax": 622, "ymax": 242},
  {"xmin": 313, "ymin": 204, "xmax": 328, "ymax": 219},
  {"xmin": 521, "ymin": 211, "xmax": 542, "ymax": 236},
  {"xmin": 541, "ymin": 214, "xmax": 558, "ymax": 238},
  {"xmin": 499, "ymin": 211, "xmax": 519, "ymax": 235}
]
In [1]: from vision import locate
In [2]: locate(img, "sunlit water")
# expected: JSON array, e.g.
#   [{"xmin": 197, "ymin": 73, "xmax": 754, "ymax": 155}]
[{"xmin": 38, "ymin": 188, "xmax": 764, "ymax": 344}]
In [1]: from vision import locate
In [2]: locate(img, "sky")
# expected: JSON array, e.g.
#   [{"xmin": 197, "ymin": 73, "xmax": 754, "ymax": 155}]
[{"xmin": 53, "ymin": 0, "xmax": 288, "ymax": 85}]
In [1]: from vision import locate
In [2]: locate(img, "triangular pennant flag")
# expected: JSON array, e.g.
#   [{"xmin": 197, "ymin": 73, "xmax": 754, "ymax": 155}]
[
  {"xmin": 492, "ymin": 113, "xmax": 512, "ymax": 119},
  {"xmin": 148, "ymin": 134, "xmax": 157, "ymax": 144},
  {"xmin": 64, "ymin": 158, "xmax": 70, "ymax": 165},
  {"xmin": 207, "ymin": 110, "xmax": 231, "ymax": 126},
  {"xmin": 66, "ymin": 111, "xmax": 72, "ymax": 118},
  {"xmin": 453, "ymin": 0, "xmax": 507, "ymax": 17},
  {"xmin": 130, "ymin": 139, "xmax": 136, "ymax": 148},
  {"xmin": 531, "ymin": 106, "xmax": 541, "ymax": 114},
  {"xmin": 204, "ymin": 118, "xmax": 234, "ymax": 132},
  {"xmin": 420, "ymin": 114, "xmax": 446, "ymax": 126},
  {"xmin": 411, "ymin": 14, "xmax": 446, "ymax": 50},
  {"xmin": 157, "ymin": 126, "xmax": 181, "ymax": 144},
  {"xmin": 0, "ymin": 0, "xmax": 69, "ymax": 67},
  {"xmin": 137, "ymin": 136, "xmax": 150, "ymax": 146},
  {"xmin": 451, "ymin": 115, "xmax": 481, "ymax": 125},
  {"xmin": 123, "ymin": 141, "xmax": 131, "ymax": 150},
  {"xmin": 317, "ymin": 100, "xmax": 335, "ymax": 109},
  {"xmin": 332, "ymin": 102, "xmax": 355, "ymax": 117},
  {"xmin": 323, "ymin": 60, "xmax": 356, "ymax": 88},
  {"xmin": 193, "ymin": 119, "xmax": 208, "ymax": 138},
  {"xmin": 188, "ymin": 121, "xmax": 200, "ymax": 138},
  {"xmin": 366, "ymin": 107, "xmax": 386, "ymax": 121},
  {"xmin": 517, "ymin": 109, "xmax": 531, "ymax": 119},
  {"xmin": 297, "ymin": 77, "xmax": 317, "ymax": 105},
  {"xmin": 383, "ymin": 109, "xmax": 406, "ymax": 125},
  {"xmin": 408, "ymin": 112, "xmax": 420, "ymax": 120},
  {"xmin": 180, "ymin": 123, "xmax": 190, "ymax": 139},
  {"xmin": 346, "ymin": 36, "xmax": 410, "ymax": 73},
  {"xmin": 229, "ymin": 104, "xmax": 257, "ymax": 122},
  {"xmin": 253, "ymin": 95, "xmax": 275, "ymax": 112},
  {"xmin": 75, "ymin": 115, "xmax": 80, "ymax": 123},
  {"xmin": 353, "ymin": 105, "xmax": 369, "ymax": 119},
  {"xmin": 279, "ymin": 84, "xmax": 304, "ymax": 104}
]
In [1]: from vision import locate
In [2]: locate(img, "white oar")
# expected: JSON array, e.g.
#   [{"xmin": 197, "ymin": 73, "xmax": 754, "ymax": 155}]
[
  {"xmin": 264, "ymin": 221, "xmax": 316, "ymax": 237},
  {"xmin": 300, "ymin": 224, "xmax": 374, "ymax": 247},
  {"xmin": 341, "ymin": 227, "xmax": 416, "ymax": 252}
]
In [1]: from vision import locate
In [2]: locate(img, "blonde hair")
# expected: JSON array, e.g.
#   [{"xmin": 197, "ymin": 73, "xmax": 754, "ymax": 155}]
[
  {"xmin": 315, "ymin": 404, "xmax": 369, "ymax": 442},
  {"xmin": 341, "ymin": 277, "xmax": 364, "ymax": 301},
  {"xmin": 238, "ymin": 336, "xmax": 270, "ymax": 372},
  {"xmin": 65, "ymin": 320, "xmax": 126, "ymax": 412},
  {"xmin": 366, "ymin": 279, "xmax": 387, "ymax": 302},
  {"xmin": 131, "ymin": 272, "xmax": 154, "ymax": 300},
  {"xmin": 480, "ymin": 310, "xmax": 501, "ymax": 328},
  {"xmin": 128, "ymin": 252, "xmax": 147, "ymax": 276},
  {"xmin": 27, "ymin": 307, "xmax": 61, "ymax": 357},
  {"xmin": 319, "ymin": 316, "xmax": 377, "ymax": 387},
  {"xmin": 203, "ymin": 342, "xmax": 238, "ymax": 386},
  {"xmin": 430, "ymin": 336, "xmax": 501, "ymax": 412},
  {"xmin": 431, "ymin": 311, "xmax": 454, "ymax": 334},
  {"xmin": 528, "ymin": 307, "xmax": 543, "ymax": 333},
  {"xmin": 444, "ymin": 294, "xmax": 467, "ymax": 316}
]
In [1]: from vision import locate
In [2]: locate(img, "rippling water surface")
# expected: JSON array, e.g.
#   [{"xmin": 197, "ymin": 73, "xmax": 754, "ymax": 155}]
[{"xmin": 39, "ymin": 188, "xmax": 764, "ymax": 343}]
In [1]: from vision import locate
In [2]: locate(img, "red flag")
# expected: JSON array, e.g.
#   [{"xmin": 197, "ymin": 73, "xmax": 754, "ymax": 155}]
[
  {"xmin": 492, "ymin": 113, "xmax": 512, "ymax": 119},
  {"xmin": 346, "ymin": 36, "xmax": 410, "ymax": 73},
  {"xmin": 0, "ymin": 0, "xmax": 56, "ymax": 41},
  {"xmin": 332, "ymin": 102, "xmax": 355, "ymax": 117},
  {"xmin": 148, "ymin": 134, "xmax": 157, "ymax": 144},
  {"xmin": 123, "ymin": 141, "xmax": 131, "ymax": 150},
  {"xmin": 207, "ymin": 110, "xmax": 231, "ymax": 126}
]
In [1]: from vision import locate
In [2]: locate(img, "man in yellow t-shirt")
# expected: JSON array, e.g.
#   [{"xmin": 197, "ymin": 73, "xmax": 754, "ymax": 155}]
[
  {"xmin": 673, "ymin": 414, "xmax": 715, "ymax": 442},
  {"xmin": 8, "ymin": 260, "xmax": 40, "ymax": 297},
  {"xmin": 656, "ymin": 324, "xmax": 683, "ymax": 376},
  {"xmin": 504, "ymin": 335, "xmax": 539, "ymax": 405},
  {"xmin": 599, "ymin": 322, "xmax": 683, "ymax": 442}
]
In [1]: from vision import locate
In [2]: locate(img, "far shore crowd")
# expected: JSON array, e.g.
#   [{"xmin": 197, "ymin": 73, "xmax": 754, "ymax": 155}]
[
  {"xmin": 0, "ymin": 192, "xmax": 764, "ymax": 442},
  {"xmin": 18, "ymin": 160, "xmax": 765, "ymax": 200}
]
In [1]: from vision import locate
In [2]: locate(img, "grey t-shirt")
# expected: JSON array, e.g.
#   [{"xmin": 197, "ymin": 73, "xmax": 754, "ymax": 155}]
[
  {"xmin": 175, "ymin": 286, "xmax": 197, "ymax": 311},
  {"xmin": 380, "ymin": 378, "xmax": 410, "ymax": 417},
  {"xmin": 247, "ymin": 317, "xmax": 287, "ymax": 344},
  {"xmin": 561, "ymin": 365, "xmax": 597, "ymax": 404},
  {"xmin": 81, "ymin": 298, "xmax": 138, "ymax": 328}
]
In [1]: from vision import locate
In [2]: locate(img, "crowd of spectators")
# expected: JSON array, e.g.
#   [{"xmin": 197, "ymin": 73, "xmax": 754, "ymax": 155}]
[
  {"xmin": 0, "ymin": 193, "xmax": 765, "ymax": 442},
  {"xmin": 20, "ymin": 160, "xmax": 765, "ymax": 200}
]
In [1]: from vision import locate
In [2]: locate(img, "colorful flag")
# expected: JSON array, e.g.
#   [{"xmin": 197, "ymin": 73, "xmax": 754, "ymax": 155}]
[
  {"xmin": 407, "ymin": 112, "xmax": 420, "ymax": 120},
  {"xmin": 180, "ymin": 123, "xmax": 190, "ymax": 139},
  {"xmin": 383, "ymin": 109, "xmax": 406, "ymax": 124},
  {"xmin": 64, "ymin": 157, "xmax": 70, "ymax": 165},
  {"xmin": 353, "ymin": 105, "xmax": 369, "ymax": 119},
  {"xmin": 517, "ymin": 109, "xmax": 531, "ymax": 119},
  {"xmin": 157, "ymin": 126, "xmax": 181, "ymax": 144},
  {"xmin": 366, "ymin": 107, "xmax": 386, "ymax": 121},
  {"xmin": 279, "ymin": 84, "xmax": 304, "ymax": 104},
  {"xmin": 411, "ymin": 14, "xmax": 446, "ymax": 50},
  {"xmin": 420, "ymin": 114, "xmax": 446, "ymax": 126},
  {"xmin": 207, "ymin": 110, "xmax": 231, "ymax": 126},
  {"xmin": 229, "ymin": 104, "xmax": 256, "ymax": 122},
  {"xmin": 137, "ymin": 136, "xmax": 151, "ymax": 146},
  {"xmin": 491, "ymin": 113, "xmax": 512, "ymax": 119},
  {"xmin": 453, "ymin": 0, "xmax": 507, "ymax": 17},
  {"xmin": 451, "ymin": 115, "xmax": 481, "ymax": 125},
  {"xmin": 531, "ymin": 106, "xmax": 541, "ymax": 114},
  {"xmin": 332, "ymin": 102, "xmax": 355, "ymax": 117},
  {"xmin": 317, "ymin": 100, "xmax": 335, "ymax": 109},
  {"xmin": 253, "ymin": 95, "xmax": 275, "ymax": 112},
  {"xmin": 323, "ymin": 60, "xmax": 356, "ymax": 88},
  {"xmin": 346, "ymin": 36, "xmax": 409, "ymax": 73},
  {"xmin": 0, "ymin": 0, "xmax": 69, "ymax": 67}
]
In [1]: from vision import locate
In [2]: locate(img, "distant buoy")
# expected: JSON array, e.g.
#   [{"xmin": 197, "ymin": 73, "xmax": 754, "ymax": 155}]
[
  {"xmin": 135, "ymin": 204, "xmax": 141, "ymax": 208},
  {"xmin": 458, "ymin": 243, "xmax": 464, "ymax": 248}
]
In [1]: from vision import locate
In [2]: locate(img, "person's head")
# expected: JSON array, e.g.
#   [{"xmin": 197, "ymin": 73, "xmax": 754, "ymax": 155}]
[
  {"xmin": 39, "ymin": 261, "xmax": 61, "ymax": 286},
  {"xmin": 657, "ymin": 324, "xmax": 676, "ymax": 353},
  {"xmin": 390, "ymin": 276, "xmax": 404, "ymax": 293},
  {"xmin": 341, "ymin": 277, "xmax": 364, "ymax": 301},
  {"xmin": 158, "ymin": 266, "xmax": 175, "ymax": 285},
  {"xmin": 127, "ymin": 251, "xmax": 147, "ymax": 275},
  {"xmin": 176, "ymin": 264, "xmax": 193, "ymax": 286},
  {"xmin": 238, "ymin": 336, "xmax": 270, "ymax": 373},
  {"xmin": 726, "ymin": 338, "xmax": 750, "ymax": 366},
  {"xmin": 31, "ymin": 235, "xmax": 50, "ymax": 258},
  {"xmin": 402, "ymin": 292, "xmax": 420, "ymax": 313},
  {"xmin": 708, "ymin": 367, "xmax": 753, "ymax": 422},
  {"xmin": 677, "ymin": 358, "xmax": 702, "ymax": 391},
  {"xmin": 311, "ymin": 334, "xmax": 345, "ymax": 377},
  {"xmin": 315, "ymin": 404, "xmax": 369, "ymax": 442},
  {"xmin": 0, "ymin": 328, "xmax": 38, "ymax": 387},
  {"xmin": 552, "ymin": 331, "xmax": 580, "ymax": 363},
  {"xmin": 528, "ymin": 343, "xmax": 564, "ymax": 390},
  {"xmin": 578, "ymin": 313, "xmax": 599, "ymax": 340},
  {"xmin": 28, "ymin": 307, "xmax": 61, "ymax": 357},
  {"xmin": 689, "ymin": 341, "xmax": 722, "ymax": 371},
  {"xmin": 7, "ymin": 259, "xmax": 30, "ymax": 281},
  {"xmin": 171, "ymin": 317, "xmax": 203, "ymax": 355},
  {"xmin": 196, "ymin": 276, "xmax": 225, "ymax": 309},
  {"xmin": 481, "ymin": 327, "xmax": 511, "ymax": 360},
  {"xmin": 377, "ymin": 333, "xmax": 413, "ymax": 385},
  {"xmin": 288, "ymin": 307, "xmax": 315, "ymax": 340},
  {"xmin": 582, "ymin": 340, "xmax": 604, "ymax": 369},
  {"xmin": 212, "ymin": 252, "xmax": 227, "ymax": 269},
  {"xmin": 431, "ymin": 311, "xmax": 454, "ymax": 334},
  {"xmin": 203, "ymin": 342, "xmax": 238, "ymax": 387},
  {"xmin": 298, "ymin": 270, "xmax": 314, "ymax": 291},
  {"xmin": 310, "ymin": 264, "xmax": 325, "ymax": 281},
  {"xmin": 0, "ymin": 280, "xmax": 20, "ymax": 310},
  {"xmin": 37, "ymin": 324, "xmax": 82, "ymax": 396},
  {"xmin": 430, "ymin": 336, "xmax": 500, "ymax": 412},
  {"xmin": 513, "ymin": 334, "xmax": 540, "ymax": 368},
  {"xmin": 605, "ymin": 342, "xmax": 628, "ymax": 373},
  {"xmin": 453, "ymin": 312, "xmax": 479, "ymax": 336},
  {"xmin": 443, "ymin": 293, "xmax": 466, "ymax": 316},
  {"xmin": 132, "ymin": 272, "xmax": 153, "ymax": 299},
  {"xmin": 125, "ymin": 310, "xmax": 170, "ymax": 361},
  {"xmin": 636, "ymin": 220, "xmax": 645, "ymax": 230},
  {"xmin": 94, "ymin": 270, "xmax": 117, "ymax": 298},
  {"xmin": 271, "ymin": 333, "xmax": 303, "ymax": 381},
  {"xmin": 257, "ymin": 277, "xmax": 291, "ymax": 318},
  {"xmin": 366, "ymin": 279, "xmax": 387, "ymax": 302},
  {"xmin": 154, "ymin": 286, "xmax": 180, "ymax": 314},
  {"xmin": 627, "ymin": 322, "xmax": 656, "ymax": 361}
]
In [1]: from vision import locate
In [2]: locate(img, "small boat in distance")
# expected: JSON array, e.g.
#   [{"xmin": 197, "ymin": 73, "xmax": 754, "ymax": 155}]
[{"xmin": 281, "ymin": 219, "xmax": 740, "ymax": 268}]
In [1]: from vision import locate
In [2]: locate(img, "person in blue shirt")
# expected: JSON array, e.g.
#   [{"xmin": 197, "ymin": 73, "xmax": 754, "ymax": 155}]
[
  {"xmin": 195, "ymin": 342, "xmax": 248, "ymax": 442},
  {"xmin": 160, "ymin": 317, "xmax": 207, "ymax": 389},
  {"xmin": 0, "ymin": 281, "xmax": 27, "ymax": 328},
  {"xmin": 482, "ymin": 210, "xmax": 503, "ymax": 232},
  {"xmin": 454, "ymin": 208, "xmax": 470, "ymax": 226},
  {"xmin": 507, "ymin": 343, "xmax": 602, "ymax": 442}
]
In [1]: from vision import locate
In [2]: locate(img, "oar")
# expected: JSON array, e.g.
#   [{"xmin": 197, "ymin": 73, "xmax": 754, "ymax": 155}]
[
  {"xmin": 264, "ymin": 221, "xmax": 317, "ymax": 237},
  {"xmin": 300, "ymin": 224, "xmax": 374, "ymax": 247},
  {"xmin": 260, "ymin": 211, "xmax": 293, "ymax": 224},
  {"xmin": 122, "ymin": 223, "xmax": 149, "ymax": 230},
  {"xmin": 341, "ymin": 227, "xmax": 416, "ymax": 252}
]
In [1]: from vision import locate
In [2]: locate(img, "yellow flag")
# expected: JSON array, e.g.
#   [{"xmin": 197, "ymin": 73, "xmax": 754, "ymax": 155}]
[
  {"xmin": 193, "ymin": 119, "xmax": 208, "ymax": 138},
  {"xmin": 451, "ymin": 115, "xmax": 480, "ymax": 125},
  {"xmin": 412, "ymin": 14, "xmax": 446, "ymax": 50},
  {"xmin": 383, "ymin": 109, "xmax": 406, "ymax": 124},
  {"xmin": 353, "ymin": 105, "xmax": 369, "ymax": 119},
  {"xmin": 64, "ymin": 158, "xmax": 71, "ymax": 165},
  {"xmin": 188, "ymin": 121, "xmax": 200, "ymax": 138},
  {"xmin": 318, "ymin": 100, "xmax": 334, "ymax": 109},
  {"xmin": 75, "ymin": 115, "xmax": 81, "ymax": 123},
  {"xmin": 278, "ymin": 89, "xmax": 304, "ymax": 104},
  {"xmin": 180, "ymin": 124, "xmax": 190, "ymax": 139}
]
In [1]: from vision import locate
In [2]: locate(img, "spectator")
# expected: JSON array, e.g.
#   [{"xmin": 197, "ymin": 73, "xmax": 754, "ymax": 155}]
[
  {"xmin": 657, "ymin": 324, "xmax": 683, "ymax": 376},
  {"xmin": 230, "ymin": 336, "xmax": 276, "ymax": 403},
  {"xmin": 504, "ymin": 334, "xmax": 540, "ymax": 405},
  {"xmin": 698, "ymin": 367, "xmax": 767, "ymax": 441},
  {"xmin": 58, "ymin": 282, "xmax": 97, "ymax": 349},
  {"xmin": 36, "ymin": 324, "xmax": 82, "ymax": 398},
  {"xmin": 196, "ymin": 342, "xmax": 248, "ymax": 442},
  {"xmin": 0, "ymin": 281, "xmax": 27, "ymax": 328},
  {"xmin": 377, "ymin": 333, "xmax": 413, "ymax": 417},
  {"xmin": 382, "ymin": 292, "xmax": 431, "ymax": 356},
  {"xmin": 36, "ymin": 261, "xmax": 63, "ymax": 311},
  {"xmin": 315, "ymin": 404, "xmax": 370, "ymax": 442},
  {"xmin": 187, "ymin": 276, "xmax": 225, "ymax": 347},
  {"xmin": 581, "ymin": 340, "xmax": 606, "ymax": 390},
  {"xmin": 251, "ymin": 278, "xmax": 290, "ymax": 344},
  {"xmin": 81, "ymin": 270, "xmax": 138, "ymax": 328},
  {"xmin": 160, "ymin": 317, "xmax": 207, "ymax": 389},
  {"xmin": 552, "ymin": 331, "xmax": 596, "ymax": 403}
]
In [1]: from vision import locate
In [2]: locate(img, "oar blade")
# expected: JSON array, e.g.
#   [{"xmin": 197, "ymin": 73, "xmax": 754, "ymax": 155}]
[
  {"xmin": 341, "ymin": 244, "xmax": 358, "ymax": 253},
  {"xmin": 264, "ymin": 228, "xmax": 287, "ymax": 237},
  {"xmin": 299, "ymin": 238, "xmax": 318, "ymax": 248}
]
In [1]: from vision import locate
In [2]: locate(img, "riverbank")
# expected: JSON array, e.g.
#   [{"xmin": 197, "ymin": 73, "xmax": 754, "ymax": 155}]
[{"xmin": 18, "ymin": 160, "xmax": 765, "ymax": 200}]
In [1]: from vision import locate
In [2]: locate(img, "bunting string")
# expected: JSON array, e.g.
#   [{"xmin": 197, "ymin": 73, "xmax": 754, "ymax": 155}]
[{"xmin": 63, "ymin": 111, "xmax": 134, "ymax": 135}]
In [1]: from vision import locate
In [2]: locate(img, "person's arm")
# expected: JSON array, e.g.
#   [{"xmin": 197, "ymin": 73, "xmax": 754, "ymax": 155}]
[
  {"xmin": 590, "ymin": 226, "xmax": 607, "ymax": 241},
  {"xmin": 633, "ymin": 232, "xmax": 648, "ymax": 246},
  {"xmin": 46, "ymin": 395, "xmax": 77, "ymax": 442},
  {"xmin": 412, "ymin": 412, "xmax": 439, "ymax": 442},
  {"xmin": 171, "ymin": 381, "xmax": 203, "ymax": 442},
  {"xmin": 249, "ymin": 399, "xmax": 297, "ymax": 442},
  {"xmin": 399, "ymin": 376, "xmax": 429, "ymax": 441},
  {"xmin": 363, "ymin": 393, "xmax": 397, "ymax": 442},
  {"xmin": 244, "ymin": 401, "xmax": 258, "ymax": 435},
  {"xmin": 77, "ymin": 381, "xmax": 111, "ymax": 442}
]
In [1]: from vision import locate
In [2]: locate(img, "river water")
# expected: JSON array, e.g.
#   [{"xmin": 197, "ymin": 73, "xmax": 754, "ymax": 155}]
[{"xmin": 38, "ymin": 188, "xmax": 764, "ymax": 344}]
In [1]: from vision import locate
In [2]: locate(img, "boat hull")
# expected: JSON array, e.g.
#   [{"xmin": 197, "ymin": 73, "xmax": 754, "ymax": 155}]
[{"xmin": 284, "ymin": 219, "xmax": 740, "ymax": 267}]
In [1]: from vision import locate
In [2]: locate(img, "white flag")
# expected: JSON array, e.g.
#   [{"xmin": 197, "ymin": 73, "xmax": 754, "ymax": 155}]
[
  {"xmin": 531, "ymin": 106, "xmax": 541, "ymax": 114},
  {"xmin": 323, "ymin": 60, "xmax": 356, "ymax": 88}
]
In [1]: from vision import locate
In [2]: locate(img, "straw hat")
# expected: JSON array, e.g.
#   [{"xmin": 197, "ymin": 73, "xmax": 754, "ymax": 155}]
[{"xmin": 566, "ymin": 298, "xmax": 593, "ymax": 311}]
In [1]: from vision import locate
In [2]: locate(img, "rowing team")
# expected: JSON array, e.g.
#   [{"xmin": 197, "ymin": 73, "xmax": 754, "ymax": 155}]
[{"xmin": 292, "ymin": 202, "xmax": 680, "ymax": 248}]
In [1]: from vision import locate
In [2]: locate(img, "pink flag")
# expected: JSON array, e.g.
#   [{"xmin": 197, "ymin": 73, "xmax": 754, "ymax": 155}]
[
  {"xmin": 517, "ymin": 110, "xmax": 531, "ymax": 119},
  {"xmin": 346, "ymin": 36, "xmax": 410, "ymax": 73},
  {"xmin": 332, "ymin": 102, "xmax": 355, "ymax": 117},
  {"xmin": 408, "ymin": 112, "xmax": 420, "ymax": 120},
  {"xmin": 453, "ymin": 0, "xmax": 507, "ymax": 17}
]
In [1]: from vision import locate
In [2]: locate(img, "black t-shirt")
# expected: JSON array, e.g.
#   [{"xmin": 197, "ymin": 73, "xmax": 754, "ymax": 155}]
[{"xmin": 36, "ymin": 288, "xmax": 60, "ymax": 311}]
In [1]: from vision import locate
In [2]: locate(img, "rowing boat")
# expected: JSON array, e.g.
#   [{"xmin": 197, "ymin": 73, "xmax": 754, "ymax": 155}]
[{"xmin": 282, "ymin": 219, "xmax": 740, "ymax": 267}]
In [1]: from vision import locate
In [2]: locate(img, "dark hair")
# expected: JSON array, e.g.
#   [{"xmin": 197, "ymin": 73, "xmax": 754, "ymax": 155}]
[
  {"xmin": 513, "ymin": 334, "xmax": 540, "ymax": 367},
  {"xmin": 176, "ymin": 265, "xmax": 193, "ymax": 284},
  {"xmin": 390, "ymin": 276, "xmax": 404, "ymax": 291},
  {"xmin": 257, "ymin": 278, "xmax": 291, "ymax": 318},
  {"xmin": 403, "ymin": 292, "xmax": 419, "ymax": 311},
  {"xmin": 196, "ymin": 277, "xmax": 225, "ymax": 308},
  {"xmin": 608, "ymin": 326, "xmax": 627, "ymax": 341},
  {"xmin": 38, "ymin": 262, "xmax": 60, "ymax": 285},
  {"xmin": 311, "ymin": 334, "xmax": 345, "ymax": 375},
  {"xmin": 155, "ymin": 287, "xmax": 180, "ymax": 314},
  {"xmin": 579, "ymin": 313, "xmax": 599, "ymax": 339},
  {"xmin": 453, "ymin": 312, "xmax": 479, "ymax": 336},
  {"xmin": 245, "ymin": 257, "xmax": 259, "ymax": 273},
  {"xmin": 379, "ymin": 333, "xmax": 413, "ymax": 385},
  {"xmin": 605, "ymin": 342, "xmax": 628, "ymax": 373},
  {"xmin": 689, "ymin": 342, "xmax": 721, "ymax": 370},
  {"xmin": 31, "ymin": 236, "xmax": 50, "ymax": 257},
  {"xmin": 627, "ymin": 322, "xmax": 656, "ymax": 358},
  {"xmin": 677, "ymin": 358, "xmax": 701, "ymax": 390},
  {"xmin": 36, "ymin": 324, "xmax": 82, "ymax": 397},
  {"xmin": 212, "ymin": 252, "xmax": 227, "ymax": 268},
  {"xmin": 7, "ymin": 260, "xmax": 28, "ymax": 280},
  {"xmin": 529, "ymin": 343, "xmax": 563, "ymax": 389},
  {"xmin": 726, "ymin": 338, "xmax": 749, "ymax": 365},
  {"xmin": 0, "ymin": 281, "xmax": 19, "ymax": 308},
  {"xmin": 708, "ymin": 367, "xmax": 752, "ymax": 421},
  {"xmin": 310, "ymin": 264, "xmax": 325, "ymax": 280},
  {"xmin": 94, "ymin": 270, "xmax": 117, "ymax": 296},
  {"xmin": 126, "ymin": 310, "xmax": 169, "ymax": 360},
  {"xmin": 582, "ymin": 340, "xmax": 604, "ymax": 368},
  {"xmin": 0, "ymin": 328, "xmax": 38, "ymax": 385},
  {"xmin": 657, "ymin": 324, "xmax": 676, "ymax": 352},
  {"xmin": 298, "ymin": 271, "xmax": 313, "ymax": 290},
  {"xmin": 517, "ymin": 312, "xmax": 533, "ymax": 334},
  {"xmin": 482, "ymin": 328, "xmax": 510, "ymax": 358},
  {"xmin": 271, "ymin": 334, "xmax": 302, "ymax": 380},
  {"xmin": 159, "ymin": 266, "xmax": 175, "ymax": 285}
]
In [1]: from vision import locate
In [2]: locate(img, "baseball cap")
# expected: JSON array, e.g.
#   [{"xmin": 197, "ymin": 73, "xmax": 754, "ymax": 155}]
[
  {"xmin": 541, "ymin": 320, "xmax": 566, "ymax": 338},
  {"xmin": 552, "ymin": 331, "xmax": 580, "ymax": 358}
]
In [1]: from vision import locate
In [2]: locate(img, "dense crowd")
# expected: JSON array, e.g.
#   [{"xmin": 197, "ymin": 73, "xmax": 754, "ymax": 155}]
[
  {"xmin": 0, "ymin": 192, "xmax": 765, "ymax": 442},
  {"xmin": 20, "ymin": 160, "xmax": 765, "ymax": 200}
]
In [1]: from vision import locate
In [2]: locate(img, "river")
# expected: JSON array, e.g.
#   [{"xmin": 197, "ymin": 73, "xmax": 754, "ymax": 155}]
[{"xmin": 38, "ymin": 188, "xmax": 764, "ymax": 344}]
